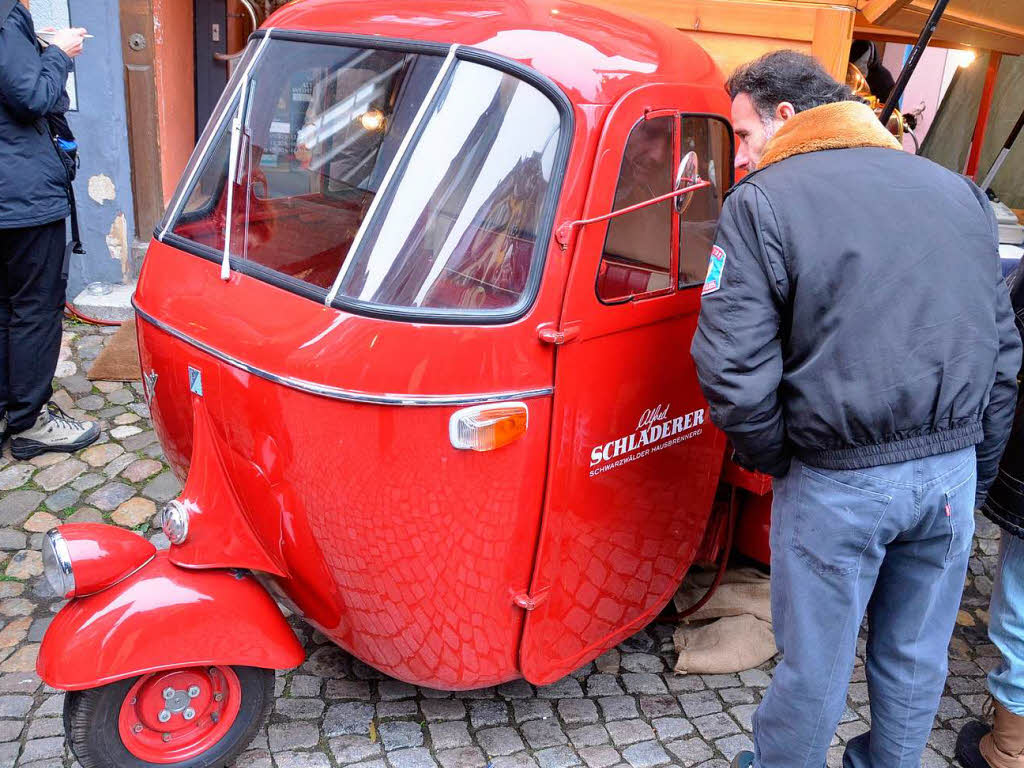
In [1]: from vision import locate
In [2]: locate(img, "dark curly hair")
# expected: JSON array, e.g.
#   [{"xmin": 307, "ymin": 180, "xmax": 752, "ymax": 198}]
[{"xmin": 726, "ymin": 50, "xmax": 855, "ymax": 120}]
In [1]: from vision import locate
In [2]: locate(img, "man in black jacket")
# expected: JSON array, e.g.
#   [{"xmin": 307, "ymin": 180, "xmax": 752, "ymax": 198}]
[
  {"xmin": 690, "ymin": 51, "xmax": 1021, "ymax": 768},
  {"xmin": 957, "ymin": 260, "xmax": 1024, "ymax": 768},
  {"xmin": 0, "ymin": 1, "xmax": 99, "ymax": 459}
]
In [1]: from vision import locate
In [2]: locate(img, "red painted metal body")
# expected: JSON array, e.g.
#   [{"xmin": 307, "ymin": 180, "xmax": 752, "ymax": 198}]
[
  {"xmin": 40, "ymin": 0, "xmax": 772, "ymax": 693},
  {"xmin": 57, "ymin": 523, "xmax": 156, "ymax": 598},
  {"xmin": 37, "ymin": 552, "xmax": 305, "ymax": 691}
]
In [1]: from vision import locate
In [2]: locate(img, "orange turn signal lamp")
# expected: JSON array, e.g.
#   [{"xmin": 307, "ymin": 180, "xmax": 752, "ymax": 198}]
[{"xmin": 449, "ymin": 402, "xmax": 529, "ymax": 452}]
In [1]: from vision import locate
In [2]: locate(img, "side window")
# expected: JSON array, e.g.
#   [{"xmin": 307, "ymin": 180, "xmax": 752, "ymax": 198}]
[
  {"xmin": 679, "ymin": 117, "xmax": 732, "ymax": 287},
  {"xmin": 596, "ymin": 116, "xmax": 674, "ymax": 303}
]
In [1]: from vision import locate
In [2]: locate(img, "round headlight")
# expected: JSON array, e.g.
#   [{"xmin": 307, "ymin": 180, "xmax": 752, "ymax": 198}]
[
  {"xmin": 42, "ymin": 529, "xmax": 75, "ymax": 599},
  {"xmin": 160, "ymin": 500, "xmax": 190, "ymax": 545}
]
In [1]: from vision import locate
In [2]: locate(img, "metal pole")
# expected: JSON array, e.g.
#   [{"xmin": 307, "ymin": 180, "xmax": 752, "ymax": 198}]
[
  {"xmin": 966, "ymin": 52, "xmax": 1002, "ymax": 179},
  {"xmin": 878, "ymin": 0, "xmax": 952, "ymax": 127},
  {"xmin": 980, "ymin": 104, "xmax": 1024, "ymax": 191}
]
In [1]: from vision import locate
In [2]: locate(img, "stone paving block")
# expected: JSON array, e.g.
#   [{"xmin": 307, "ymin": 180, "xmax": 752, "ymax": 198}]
[
  {"xmin": 680, "ymin": 690, "xmax": 723, "ymax": 718},
  {"xmin": 0, "ymin": 465, "xmax": 34, "ymax": 491},
  {"xmin": 537, "ymin": 677, "xmax": 584, "ymax": 699},
  {"xmin": 0, "ymin": 718, "xmax": 22, "ymax": 742},
  {"xmin": 497, "ymin": 679, "xmax": 535, "ymax": 699},
  {"xmin": 477, "ymin": 727, "xmax": 526, "ymax": 756},
  {"xmin": 568, "ymin": 724, "xmax": 610, "ymax": 749},
  {"xmin": 469, "ymin": 699, "xmax": 509, "ymax": 728},
  {"xmin": 235, "ymin": 749, "xmax": 274, "ymax": 768},
  {"xmin": 84, "ymin": 482, "xmax": 135, "ymax": 512},
  {"xmin": 701, "ymin": 674, "xmax": 740, "ymax": 689},
  {"xmin": 0, "ymin": 491, "xmax": 44, "ymax": 526},
  {"xmin": 288, "ymin": 674, "xmax": 322, "ymax": 697},
  {"xmin": 651, "ymin": 716, "xmax": 693, "ymax": 741},
  {"xmin": 586, "ymin": 674, "xmax": 624, "ymax": 697},
  {"xmin": 274, "ymin": 751, "xmax": 332, "ymax": 768},
  {"xmin": 513, "ymin": 699, "xmax": 554, "ymax": 723},
  {"xmin": 535, "ymin": 745, "xmax": 582, "ymax": 768},
  {"xmin": 430, "ymin": 721, "xmax": 473, "ymax": 750},
  {"xmin": 142, "ymin": 471, "xmax": 182, "ymax": 502},
  {"xmin": 579, "ymin": 746, "xmax": 622, "ymax": 768},
  {"xmin": 268, "ymin": 722, "xmax": 320, "ymax": 752},
  {"xmin": 720, "ymin": 687, "xmax": 755, "ymax": 705},
  {"xmin": 380, "ymin": 721, "xmax": 425, "ymax": 750},
  {"xmin": 423, "ymin": 699, "xmax": 466, "ymax": 722},
  {"xmin": 489, "ymin": 754, "xmax": 540, "ymax": 768},
  {"xmin": 325, "ymin": 701, "xmax": 376, "ymax": 736},
  {"xmin": 0, "ymin": 743, "xmax": 17, "ymax": 766},
  {"xmin": 665, "ymin": 737, "xmax": 714, "ymax": 766},
  {"xmin": 522, "ymin": 718, "xmax": 570, "ymax": 749},
  {"xmin": 328, "ymin": 735, "xmax": 383, "ymax": 763},
  {"xmin": 275, "ymin": 697, "xmax": 325, "ymax": 720},
  {"xmin": 388, "ymin": 747, "xmax": 440, "ymax": 768},
  {"xmin": 558, "ymin": 698, "xmax": 599, "ymax": 725},
  {"xmin": 715, "ymin": 733, "xmax": 754, "ymax": 759},
  {"xmin": 738, "ymin": 669, "xmax": 771, "ymax": 688},
  {"xmin": 436, "ymin": 746, "xmax": 487, "ymax": 768},
  {"xmin": 692, "ymin": 712, "xmax": 740, "ymax": 740},
  {"xmin": 597, "ymin": 696, "xmax": 639, "ymax": 722},
  {"xmin": 606, "ymin": 719, "xmax": 656, "ymax": 748},
  {"xmin": 18, "ymin": 735, "xmax": 65, "ymax": 762},
  {"xmin": 729, "ymin": 704, "xmax": 757, "ymax": 732},
  {"xmin": 638, "ymin": 695, "xmax": 680, "ymax": 718},
  {"xmin": 379, "ymin": 700, "xmax": 419, "ymax": 719},
  {"xmin": 621, "ymin": 674, "xmax": 667, "ymax": 695},
  {"xmin": 665, "ymin": 675, "xmax": 705, "ymax": 694},
  {"xmin": 621, "ymin": 740, "xmax": 671, "ymax": 768},
  {"xmin": 326, "ymin": 679, "xmax": 372, "ymax": 700}
]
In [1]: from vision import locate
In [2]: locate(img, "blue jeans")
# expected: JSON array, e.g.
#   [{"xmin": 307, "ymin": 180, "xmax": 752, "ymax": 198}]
[
  {"xmin": 753, "ymin": 448, "xmax": 977, "ymax": 768},
  {"xmin": 989, "ymin": 531, "xmax": 1024, "ymax": 715}
]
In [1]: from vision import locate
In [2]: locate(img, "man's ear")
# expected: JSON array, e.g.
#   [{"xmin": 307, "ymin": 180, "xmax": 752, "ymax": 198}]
[{"xmin": 776, "ymin": 102, "xmax": 797, "ymax": 122}]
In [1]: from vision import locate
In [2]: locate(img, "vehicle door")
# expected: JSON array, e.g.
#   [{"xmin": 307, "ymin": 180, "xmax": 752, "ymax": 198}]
[{"xmin": 520, "ymin": 84, "xmax": 734, "ymax": 683}]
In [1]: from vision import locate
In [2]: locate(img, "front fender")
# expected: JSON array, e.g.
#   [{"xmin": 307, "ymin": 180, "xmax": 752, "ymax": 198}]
[{"xmin": 38, "ymin": 551, "xmax": 305, "ymax": 691}]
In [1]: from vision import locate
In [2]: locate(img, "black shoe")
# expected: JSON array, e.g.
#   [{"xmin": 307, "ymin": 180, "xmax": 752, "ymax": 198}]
[
  {"xmin": 956, "ymin": 720, "xmax": 994, "ymax": 768},
  {"xmin": 731, "ymin": 751, "xmax": 754, "ymax": 768}
]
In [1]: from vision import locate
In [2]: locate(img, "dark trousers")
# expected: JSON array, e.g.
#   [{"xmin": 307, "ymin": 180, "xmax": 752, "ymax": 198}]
[{"xmin": 0, "ymin": 220, "xmax": 66, "ymax": 433}]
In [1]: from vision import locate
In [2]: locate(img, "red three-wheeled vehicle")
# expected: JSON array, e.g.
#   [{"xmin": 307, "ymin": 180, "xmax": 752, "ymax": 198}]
[{"xmin": 35, "ymin": 1, "xmax": 773, "ymax": 764}]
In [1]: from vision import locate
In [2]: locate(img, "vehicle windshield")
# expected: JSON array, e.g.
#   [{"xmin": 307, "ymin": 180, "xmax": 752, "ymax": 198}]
[{"xmin": 164, "ymin": 37, "xmax": 564, "ymax": 318}]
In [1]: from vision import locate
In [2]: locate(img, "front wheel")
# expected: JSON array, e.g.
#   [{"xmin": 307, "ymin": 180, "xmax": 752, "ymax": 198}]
[{"xmin": 64, "ymin": 665, "xmax": 273, "ymax": 767}]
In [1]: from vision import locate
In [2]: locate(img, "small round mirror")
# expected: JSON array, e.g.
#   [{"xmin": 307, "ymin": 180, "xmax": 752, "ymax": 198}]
[{"xmin": 674, "ymin": 151, "xmax": 701, "ymax": 214}]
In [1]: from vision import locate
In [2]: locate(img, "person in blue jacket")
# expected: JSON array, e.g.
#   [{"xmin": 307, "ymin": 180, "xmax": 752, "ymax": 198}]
[{"xmin": 0, "ymin": 1, "xmax": 99, "ymax": 459}]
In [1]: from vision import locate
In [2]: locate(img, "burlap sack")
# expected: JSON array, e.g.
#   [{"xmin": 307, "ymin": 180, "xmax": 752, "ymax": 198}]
[{"xmin": 673, "ymin": 614, "xmax": 777, "ymax": 675}]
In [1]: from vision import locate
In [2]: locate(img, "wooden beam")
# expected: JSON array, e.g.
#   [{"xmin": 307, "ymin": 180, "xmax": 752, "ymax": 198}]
[{"xmin": 861, "ymin": 0, "xmax": 912, "ymax": 25}]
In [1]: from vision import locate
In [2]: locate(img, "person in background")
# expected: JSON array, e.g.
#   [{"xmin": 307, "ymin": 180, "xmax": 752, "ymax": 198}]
[
  {"xmin": 0, "ymin": 0, "xmax": 100, "ymax": 459},
  {"xmin": 690, "ymin": 50, "xmax": 1020, "ymax": 768},
  {"xmin": 849, "ymin": 40, "xmax": 896, "ymax": 103},
  {"xmin": 957, "ymin": 260, "xmax": 1024, "ymax": 768}
]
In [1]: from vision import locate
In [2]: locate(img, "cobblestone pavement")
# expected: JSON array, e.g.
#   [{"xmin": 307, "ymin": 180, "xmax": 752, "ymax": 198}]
[{"xmin": 0, "ymin": 320, "xmax": 1000, "ymax": 767}]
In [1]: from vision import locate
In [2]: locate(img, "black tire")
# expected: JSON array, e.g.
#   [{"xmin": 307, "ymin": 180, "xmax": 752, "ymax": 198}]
[{"xmin": 63, "ymin": 666, "xmax": 274, "ymax": 768}]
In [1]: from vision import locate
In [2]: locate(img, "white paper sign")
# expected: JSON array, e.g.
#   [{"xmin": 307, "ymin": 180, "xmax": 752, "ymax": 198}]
[{"xmin": 28, "ymin": 0, "xmax": 78, "ymax": 110}]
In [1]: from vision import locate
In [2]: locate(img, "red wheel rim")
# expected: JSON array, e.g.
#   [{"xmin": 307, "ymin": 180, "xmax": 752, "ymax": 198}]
[{"xmin": 117, "ymin": 666, "xmax": 242, "ymax": 764}]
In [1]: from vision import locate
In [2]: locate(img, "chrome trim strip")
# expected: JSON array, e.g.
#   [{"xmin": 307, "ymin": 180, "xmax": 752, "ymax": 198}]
[
  {"xmin": 133, "ymin": 302, "xmax": 554, "ymax": 406},
  {"xmin": 45, "ymin": 529, "xmax": 75, "ymax": 597}
]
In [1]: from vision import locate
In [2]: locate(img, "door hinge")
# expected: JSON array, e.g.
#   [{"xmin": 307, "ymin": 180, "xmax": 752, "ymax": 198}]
[
  {"xmin": 513, "ymin": 588, "xmax": 550, "ymax": 611},
  {"xmin": 537, "ymin": 322, "xmax": 581, "ymax": 345}
]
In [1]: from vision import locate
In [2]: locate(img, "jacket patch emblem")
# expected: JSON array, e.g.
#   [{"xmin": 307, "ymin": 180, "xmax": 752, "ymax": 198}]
[{"xmin": 702, "ymin": 246, "xmax": 727, "ymax": 296}]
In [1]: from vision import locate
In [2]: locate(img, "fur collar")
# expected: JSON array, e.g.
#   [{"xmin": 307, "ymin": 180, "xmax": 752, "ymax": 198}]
[{"xmin": 758, "ymin": 101, "xmax": 902, "ymax": 169}]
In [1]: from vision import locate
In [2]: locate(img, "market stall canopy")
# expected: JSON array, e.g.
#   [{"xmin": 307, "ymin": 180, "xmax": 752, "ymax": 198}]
[
  {"xmin": 583, "ymin": 0, "xmax": 1023, "ymax": 83},
  {"xmin": 857, "ymin": 0, "xmax": 1024, "ymax": 55}
]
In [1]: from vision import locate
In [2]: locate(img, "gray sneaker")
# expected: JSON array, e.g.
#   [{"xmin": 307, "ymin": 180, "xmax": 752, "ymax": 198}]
[
  {"xmin": 11, "ymin": 404, "xmax": 100, "ymax": 460},
  {"xmin": 0, "ymin": 410, "xmax": 7, "ymax": 441}
]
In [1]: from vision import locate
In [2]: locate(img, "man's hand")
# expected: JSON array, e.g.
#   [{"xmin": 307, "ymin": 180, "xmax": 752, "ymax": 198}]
[{"xmin": 49, "ymin": 28, "xmax": 88, "ymax": 58}]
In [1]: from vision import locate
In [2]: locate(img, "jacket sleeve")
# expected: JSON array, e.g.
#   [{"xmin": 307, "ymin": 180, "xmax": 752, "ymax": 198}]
[
  {"xmin": 0, "ymin": 7, "xmax": 72, "ymax": 122},
  {"xmin": 690, "ymin": 182, "xmax": 791, "ymax": 476},
  {"xmin": 975, "ymin": 189, "xmax": 1022, "ymax": 508}
]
